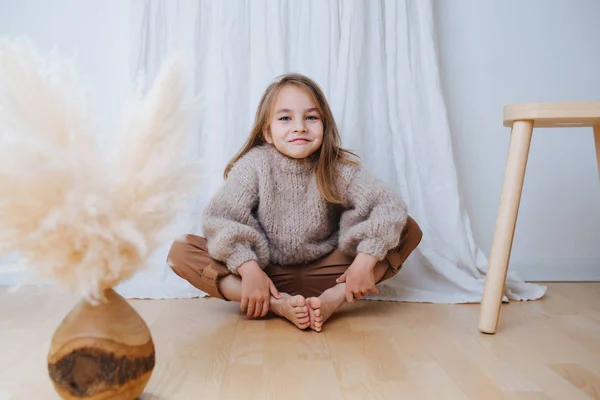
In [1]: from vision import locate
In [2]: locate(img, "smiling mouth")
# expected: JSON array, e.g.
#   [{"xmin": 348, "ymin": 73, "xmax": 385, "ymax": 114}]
[{"xmin": 290, "ymin": 138, "xmax": 310, "ymax": 143}]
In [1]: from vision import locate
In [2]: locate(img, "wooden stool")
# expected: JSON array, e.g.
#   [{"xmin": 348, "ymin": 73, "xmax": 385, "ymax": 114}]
[{"xmin": 478, "ymin": 101, "xmax": 600, "ymax": 334}]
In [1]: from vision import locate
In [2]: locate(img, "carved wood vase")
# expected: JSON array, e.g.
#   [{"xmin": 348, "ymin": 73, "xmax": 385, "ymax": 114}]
[{"xmin": 47, "ymin": 289, "xmax": 155, "ymax": 400}]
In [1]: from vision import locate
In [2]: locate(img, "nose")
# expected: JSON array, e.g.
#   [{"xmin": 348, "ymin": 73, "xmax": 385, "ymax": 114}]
[{"xmin": 293, "ymin": 119, "xmax": 308, "ymax": 133}]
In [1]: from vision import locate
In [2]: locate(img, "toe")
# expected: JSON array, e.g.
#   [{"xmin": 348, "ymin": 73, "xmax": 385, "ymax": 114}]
[
  {"xmin": 307, "ymin": 297, "xmax": 321, "ymax": 310},
  {"xmin": 291, "ymin": 295, "xmax": 306, "ymax": 307}
]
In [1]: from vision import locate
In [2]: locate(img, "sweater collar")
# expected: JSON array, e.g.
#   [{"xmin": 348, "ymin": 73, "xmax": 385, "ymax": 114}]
[{"xmin": 261, "ymin": 144, "xmax": 318, "ymax": 174}]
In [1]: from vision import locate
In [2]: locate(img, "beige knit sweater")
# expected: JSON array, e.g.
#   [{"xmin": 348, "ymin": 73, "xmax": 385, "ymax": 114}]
[{"xmin": 202, "ymin": 144, "xmax": 408, "ymax": 273}]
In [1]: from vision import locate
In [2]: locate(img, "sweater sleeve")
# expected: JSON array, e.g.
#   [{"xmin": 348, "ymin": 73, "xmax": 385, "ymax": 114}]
[
  {"xmin": 201, "ymin": 154, "xmax": 270, "ymax": 273},
  {"xmin": 338, "ymin": 166, "xmax": 408, "ymax": 260}
]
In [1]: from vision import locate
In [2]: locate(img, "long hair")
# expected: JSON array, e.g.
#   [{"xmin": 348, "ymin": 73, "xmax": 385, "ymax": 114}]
[{"xmin": 224, "ymin": 73, "xmax": 358, "ymax": 204}]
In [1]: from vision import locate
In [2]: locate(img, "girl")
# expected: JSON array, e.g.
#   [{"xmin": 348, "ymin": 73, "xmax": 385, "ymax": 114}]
[{"xmin": 168, "ymin": 74, "xmax": 422, "ymax": 332}]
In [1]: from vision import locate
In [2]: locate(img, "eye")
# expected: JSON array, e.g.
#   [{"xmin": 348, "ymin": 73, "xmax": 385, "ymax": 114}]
[
  {"xmin": 278, "ymin": 116, "xmax": 291, "ymax": 121},
  {"xmin": 306, "ymin": 115, "xmax": 319, "ymax": 120}
]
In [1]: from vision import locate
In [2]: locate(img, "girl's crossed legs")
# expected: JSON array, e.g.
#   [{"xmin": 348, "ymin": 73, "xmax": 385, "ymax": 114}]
[{"xmin": 168, "ymin": 217, "xmax": 422, "ymax": 332}]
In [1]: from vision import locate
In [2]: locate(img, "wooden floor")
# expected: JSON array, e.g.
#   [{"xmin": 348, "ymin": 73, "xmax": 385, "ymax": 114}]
[{"xmin": 0, "ymin": 283, "xmax": 599, "ymax": 400}]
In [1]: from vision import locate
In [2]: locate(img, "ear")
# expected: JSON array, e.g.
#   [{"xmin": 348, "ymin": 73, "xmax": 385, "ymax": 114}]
[{"xmin": 263, "ymin": 129, "xmax": 273, "ymax": 144}]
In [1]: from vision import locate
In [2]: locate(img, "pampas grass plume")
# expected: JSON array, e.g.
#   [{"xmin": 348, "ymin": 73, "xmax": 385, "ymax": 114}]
[{"xmin": 0, "ymin": 37, "xmax": 201, "ymax": 303}]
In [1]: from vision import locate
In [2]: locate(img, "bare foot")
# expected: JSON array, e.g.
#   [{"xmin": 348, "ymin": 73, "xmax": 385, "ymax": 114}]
[
  {"xmin": 270, "ymin": 293, "xmax": 310, "ymax": 330},
  {"xmin": 306, "ymin": 284, "xmax": 346, "ymax": 332}
]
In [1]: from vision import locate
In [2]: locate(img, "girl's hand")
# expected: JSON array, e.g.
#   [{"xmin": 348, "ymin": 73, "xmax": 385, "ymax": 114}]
[
  {"xmin": 238, "ymin": 261, "xmax": 281, "ymax": 318},
  {"xmin": 336, "ymin": 253, "xmax": 380, "ymax": 303}
]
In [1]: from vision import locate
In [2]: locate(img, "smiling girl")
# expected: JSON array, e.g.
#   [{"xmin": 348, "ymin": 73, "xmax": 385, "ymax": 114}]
[{"xmin": 168, "ymin": 74, "xmax": 422, "ymax": 332}]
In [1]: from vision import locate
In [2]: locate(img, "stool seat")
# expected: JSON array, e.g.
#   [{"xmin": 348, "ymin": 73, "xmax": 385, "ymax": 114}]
[
  {"xmin": 504, "ymin": 101, "xmax": 600, "ymax": 128},
  {"xmin": 479, "ymin": 100, "xmax": 600, "ymax": 334}
]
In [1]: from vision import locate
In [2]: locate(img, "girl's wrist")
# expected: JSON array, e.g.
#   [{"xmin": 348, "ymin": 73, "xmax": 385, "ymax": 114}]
[
  {"xmin": 356, "ymin": 253, "xmax": 378, "ymax": 269},
  {"xmin": 237, "ymin": 260, "xmax": 261, "ymax": 277}
]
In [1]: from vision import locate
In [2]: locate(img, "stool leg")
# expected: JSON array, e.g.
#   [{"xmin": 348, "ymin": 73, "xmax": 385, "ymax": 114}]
[
  {"xmin": 594, "ymin": 125, "xmax": 600, "ymax": 179},
  {"xmin": 479, "ymin": 120, "xmax": 534, "ymax": 334}
]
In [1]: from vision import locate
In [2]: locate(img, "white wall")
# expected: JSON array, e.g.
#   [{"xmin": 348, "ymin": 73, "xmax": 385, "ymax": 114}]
[
  {"xmin": 435, "ymin": 0, "xmax": 600, "ymax": 280},
  {"xmin": 0, "ymin": 0, "xmax": 598, "ymax": 282},
  {"xmin": 0, "ymin": 0, "xmax": 131, "ymax": 124}
]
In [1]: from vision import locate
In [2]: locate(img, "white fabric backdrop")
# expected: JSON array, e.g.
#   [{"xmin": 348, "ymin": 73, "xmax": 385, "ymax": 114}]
[{"xmin": 118, "ymin": 0, "xmax": 546, "ymax": 302}]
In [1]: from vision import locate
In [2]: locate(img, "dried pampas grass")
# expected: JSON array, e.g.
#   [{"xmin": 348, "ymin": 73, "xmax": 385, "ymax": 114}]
[{"xmin": 0, "ymin": 38, "xmax": 201, "ymax": 303}]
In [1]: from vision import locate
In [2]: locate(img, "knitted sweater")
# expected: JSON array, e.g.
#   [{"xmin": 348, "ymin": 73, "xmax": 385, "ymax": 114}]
[{"xmin": 202, "ymin": 144, "xmax": 408, "ymax": 273}]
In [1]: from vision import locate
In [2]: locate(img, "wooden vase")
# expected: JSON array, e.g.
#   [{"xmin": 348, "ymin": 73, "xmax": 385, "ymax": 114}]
[{"xmin": 47, "ymin": 288, "xmax": 155, "ymax": 400}]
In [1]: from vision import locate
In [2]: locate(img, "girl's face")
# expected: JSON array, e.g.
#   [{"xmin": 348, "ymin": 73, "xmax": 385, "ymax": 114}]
[{"xmin": 265, "ymin": 84, "xmax": 324, "ymax": 159}]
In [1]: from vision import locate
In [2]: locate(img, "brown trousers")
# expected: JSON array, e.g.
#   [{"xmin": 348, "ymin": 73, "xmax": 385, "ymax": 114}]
[{"xmin": 167, "ymin": 217, "xmax": 423, "ymax": 300}]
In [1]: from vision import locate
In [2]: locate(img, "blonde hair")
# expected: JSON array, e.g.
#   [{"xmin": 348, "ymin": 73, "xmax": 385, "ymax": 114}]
[{"xmin": 224, "ymin": 73, "xmax": 358, "ymax": 204}]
